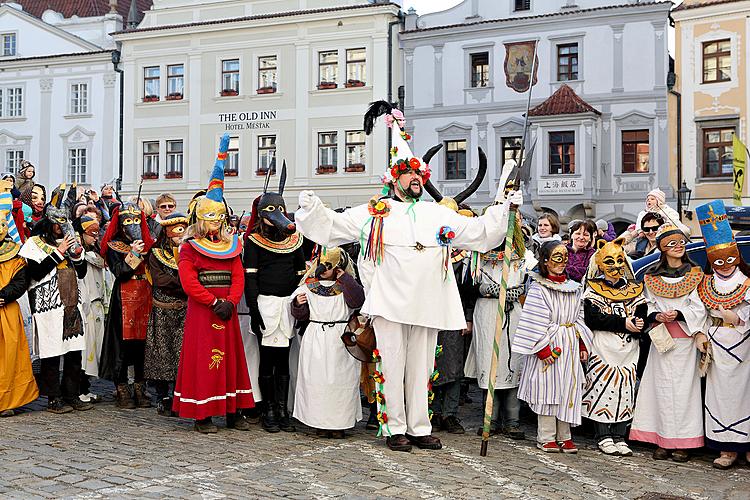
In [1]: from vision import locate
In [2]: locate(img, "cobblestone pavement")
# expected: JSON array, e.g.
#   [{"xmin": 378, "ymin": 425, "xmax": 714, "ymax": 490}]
[{"xmin": 2, "ymin": 384, "xmax": 750, "ymax": 500}]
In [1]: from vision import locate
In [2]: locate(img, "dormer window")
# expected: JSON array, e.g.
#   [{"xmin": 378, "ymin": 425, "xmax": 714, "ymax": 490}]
[{"xmin": 1, "ymin": 33, "xmax": 16, "ymax": 56}]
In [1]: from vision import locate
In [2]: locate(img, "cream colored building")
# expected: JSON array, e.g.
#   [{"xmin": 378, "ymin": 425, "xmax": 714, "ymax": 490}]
[
  {"xmin": 113, "ymin": 0, "xmax": 401, "ymax": 211},
  {"xmin": 672, "ymin": 0, "xmax": 750, "ymax": 234}
]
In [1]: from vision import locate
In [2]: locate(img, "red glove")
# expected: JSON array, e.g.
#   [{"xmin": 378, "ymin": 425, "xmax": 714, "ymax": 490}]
[{"xmin": 536, "ymin": 345, "xmax": 553, "ymax": 360}]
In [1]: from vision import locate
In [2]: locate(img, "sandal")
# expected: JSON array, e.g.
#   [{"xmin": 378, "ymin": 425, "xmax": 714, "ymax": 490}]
[{"xmin": 713, "ymin": 451, "xmax": 738, "ymax": 470}]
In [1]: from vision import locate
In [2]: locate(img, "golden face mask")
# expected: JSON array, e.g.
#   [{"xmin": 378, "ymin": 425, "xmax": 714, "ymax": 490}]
[
  {"xmin": 548, "ymin": 245, "xmax": 568, "ymax": 265},
  {"xmin": 595, "ymin": 238, "xmax": 627, "ymax": 281},
  {"xmin": 0, "ymin": 212, "xmax": 8, "ymax": 241},
  {"xmin": 195, "ymin": 197, "xmax": 227, "ymax": 222}
]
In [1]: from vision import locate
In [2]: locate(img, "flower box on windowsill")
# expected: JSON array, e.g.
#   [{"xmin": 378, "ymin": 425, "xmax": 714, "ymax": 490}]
[
  {"xmin": 143, "ymin": 95, "xmax": 159, "ymax": 103},
  {"xmin": 256, "ymin": 169, "xmax": 275, "ymax": 176},
  {"xmin": 164, "ymin": 172, "xmax": 182, "ymax": 179},
  {"xmin": 345, "ymin": 80, "xmax": 366, "ymax": 88},
  {"xmin": 317, "ymin": 165, "xmax": 337, "ymax": 174},
  {"xmin": 142, "ymin": 172, "xmax": 159, "ymax": 180},
  {"xmin": 165, "ymin": 93, "xmax": 183, "ymax": 101},
  {"xmin": 317, "ymin": 82, "xmax": 337, "ymax": 90},
  {"xmin": 224, "ymin": 169, "xmax": 239, "ymax": 177},
  {"xmin": 220, "ymin": 89, "xmax": 239, "ymax": 97},
  {"xmin": 257, "ymin": 87, "xmax": 276, "ymax": 95},
  {"xmin": 345, "ymin": 163, "xmax": 365, "ymax": 173}
]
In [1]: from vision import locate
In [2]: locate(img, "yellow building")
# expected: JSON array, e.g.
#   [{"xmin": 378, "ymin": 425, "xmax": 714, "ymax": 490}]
[{"xmin": 672, "ymin": 0, "xmax": 749, "ymax": 235}]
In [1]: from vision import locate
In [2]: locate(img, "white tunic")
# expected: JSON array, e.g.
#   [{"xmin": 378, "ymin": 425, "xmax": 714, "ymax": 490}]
[
  {"xmin": 292, "ymin": 281, "xmax": 362, "ymax": 429},
  {"xmin": 295, "ymin": 196, "xmax": 509, "ymax": 331},
  {"xmin": 703, "ymin": 272, "xmax": 750, "ymax": 451},
  {"xmin": 238, "ymin": 297, "xmax": 262, "ymax": 402},
  {"xmin": 630, "ymin": 274, "xmax": 706, "ymax": 449},
  {"xmin": 80, "ymin": 251, "xmax": 106, "ymax": 377}
]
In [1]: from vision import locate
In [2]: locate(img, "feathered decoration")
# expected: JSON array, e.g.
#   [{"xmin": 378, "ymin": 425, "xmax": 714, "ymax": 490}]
[{"xmin": 363, "ymin": 100, "xmax": 395, "ymax": 135}]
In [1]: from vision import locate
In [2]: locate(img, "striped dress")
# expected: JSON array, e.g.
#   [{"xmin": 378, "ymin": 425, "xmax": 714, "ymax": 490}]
[{"xmin": 512, "ymin": 275, "xmax": 593, "ymax": 426}]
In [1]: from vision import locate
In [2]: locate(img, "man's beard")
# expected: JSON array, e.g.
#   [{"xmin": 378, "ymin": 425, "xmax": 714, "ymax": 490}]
[{"xmin": 400, "ymin": 179, "xmax": 423, "ymax": 200}]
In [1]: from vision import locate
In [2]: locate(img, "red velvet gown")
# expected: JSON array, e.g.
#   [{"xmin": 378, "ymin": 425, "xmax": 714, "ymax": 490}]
[{"xmin": 172, "ymin": 241, "xmax": 254, "ymax": 419}]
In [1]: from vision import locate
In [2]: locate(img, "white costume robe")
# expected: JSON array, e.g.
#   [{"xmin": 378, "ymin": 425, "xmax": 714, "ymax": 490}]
[
  {"xmin": 629, "ymin": 269, "xmax": 706, "ymax": 449},
  {"xmin": 512, "ymin": 276, "xmax": 593, "ymax": 426},
  {"xmin": 296, "ymin": 195, "xmax": 509, "ymax": 437},
  {"xmin": 469, "ymin": 252, "xmax": 525, "ymax": 390},
  {"xmin": 702, "ymin": 271, "xmax": 750, "ymax": 452},
  {"xmin": 292, "ymin": 280, "xmax": 361, "ymax": 429},
  {"xmin": 79, "ymin": 251, "xmax": 106, "ymax": 377},
  {"xmin": 238, "ymin": 297, "xmax": 262, "ymax": 402}
]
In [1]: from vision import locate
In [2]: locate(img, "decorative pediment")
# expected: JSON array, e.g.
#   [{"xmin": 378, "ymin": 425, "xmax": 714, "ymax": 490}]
[
  {"xmin": 0, "ymin": 129, "xmax": 31, "ymax": 146},
  {"xmin": 436, "ymin": 121, "xmax": 472, "ymax": 134},
  {"xmin": 60, "ymin": 125, "xmax": 95, "ymax": 143},
  {"xmin": 613, "ymin": 111, "xmax": 655, "ymax": 127},
  {"xmin": 492, "ymin": 117, "xmax": 525, "ymax": 134}
]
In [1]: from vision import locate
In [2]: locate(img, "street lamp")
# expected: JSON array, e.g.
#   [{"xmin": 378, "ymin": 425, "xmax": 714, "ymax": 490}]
[{"xmin": 678, "ymin": 181, "xmax": 692, "ymax": 221}]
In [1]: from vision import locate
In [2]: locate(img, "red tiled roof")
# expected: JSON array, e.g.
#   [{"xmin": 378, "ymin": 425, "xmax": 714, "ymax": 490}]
[
  {"xmin": 528, "ymin": 84, "xmax": 601, "ymax": 117},
  {"xmin": 673, "ymin": 0, "xmax": 743, "ymax": 11},
  {"xmin": 12, "ymin": 0, "xmax": 152, "ymax": 23}
]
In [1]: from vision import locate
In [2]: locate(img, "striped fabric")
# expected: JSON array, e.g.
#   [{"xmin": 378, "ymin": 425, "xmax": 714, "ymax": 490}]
[
  {"xmin": 512, "ymin": 281, "xmax": 592, "ymax": 425},
  {"xmin": 0, "ymin": 192, "xmax": 21, "ymax": 244}
]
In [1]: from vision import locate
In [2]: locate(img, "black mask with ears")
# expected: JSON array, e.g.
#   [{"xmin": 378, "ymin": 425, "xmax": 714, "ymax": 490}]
[
  {"xmin": 258, "ymin": 160, "xmax": 296, "ymax": 235},
  {"xmin": 118, "ymin": 202, "xmax": 143, "ymax": 243}
]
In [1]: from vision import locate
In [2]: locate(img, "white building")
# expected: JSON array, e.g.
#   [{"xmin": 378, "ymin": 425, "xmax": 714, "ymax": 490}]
[
  {"xmin": 400, "ymin": 0, "xmax": 672, "ymax": 230},
  {"xmin": 0, "ymin": 1, "xmax": 138, "ymax": 190},
  {"xmin": 114, "ymin": 0, "xmax": 401, "ymax": 212}
]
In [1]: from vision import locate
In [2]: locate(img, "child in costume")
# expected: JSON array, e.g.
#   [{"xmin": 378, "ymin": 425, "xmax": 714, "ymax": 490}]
[
  {"xmin": 582, "ymin": 238, "xmax": 647, "ymax": 456},
  {"xmin": 291, "ymin": 247, "xmax": 365, "ymax": 437},
  {"xmin": 629, "ymin": 224, "xmax": 706, "ymax": 462},
  {"xmin": 512, "ymin": 241, "xmax": 592, "ymax": 453},
  {"xmin": 695, "ymin": 200, "xmax": 750, "ymax": 469}
]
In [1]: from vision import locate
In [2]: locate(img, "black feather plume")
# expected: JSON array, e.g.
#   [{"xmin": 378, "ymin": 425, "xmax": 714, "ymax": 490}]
[{"xmin": 363, "ymin": 100, "xmax": 395, "ymax": 135}]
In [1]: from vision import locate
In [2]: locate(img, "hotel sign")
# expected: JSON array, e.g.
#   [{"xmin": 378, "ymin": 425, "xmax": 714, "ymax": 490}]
[{"xmin": 219, "ymin": 110, "xmax": 277, "ymax": 131}]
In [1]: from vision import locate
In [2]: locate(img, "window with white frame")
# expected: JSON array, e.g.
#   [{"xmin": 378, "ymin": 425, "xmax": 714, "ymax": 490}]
[
  {"xmin": 167, "ymin": 64, "xmax": 184, "ymax": 98},
  {"xmin": 144, "ymin": 66, "xmax": 160, "ymax": 100},
  {"xmin": 0, "ymin": 87, "xmax": 23, "ymax": 117},
  {"xmin": 222, "ymin": 59, "xmax": 240, "ymax": 95},
  {"xmin": 345, "ymin": 131, "xmax": 366, "ymax": 172},
  {"xmin": 5, "ymin": 150, "xmax": 23, "ymax": 175},
  {"xmin": 166, "ymin": 140, "xmax": 183, "ymax": 178},
  {"xmin": 445, "ymin": 140, "xmax": 467, "ymax": 180},
  {"xmin": 319, "ymin": 51, "xmax": 338, "ymax": 88},
  {"xmin": 318, "ymin": 132, "xmax": 337, "ymax": 173},
  {"xmin": 346, "ymin": 48, "xmax": 366, "ymax": 86},
  {"xmin": 143, "ymin": 141, "xmax": 159, "ymax": 178},
  {"xmin": 258, "ymin": 135, "xmax": 276, "ymax": 175},
  {"xmin": 67, "ymin": 148, "xmax": 87, "ymax": 184},
  {"xmin": 1, "ymin": 33, "xmax": 16, "ymax": 56},
  {"xmin": 258, "ymin": 56, "xmax": 277, "ymax": 92},
  {"xmin": 226, "ymin": 136, "xmax": 239, "ymax": 176},
  {"xmin": 70, "ymin": 82, "xmax": 88, "ymax": 114}
]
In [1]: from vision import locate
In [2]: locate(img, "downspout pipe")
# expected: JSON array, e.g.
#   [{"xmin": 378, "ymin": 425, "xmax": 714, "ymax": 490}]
[
  {"xmin": 112, "ymin": 49, "xmax": 124, "ymax": 192},
  {"xmin": 670, "ymin": 88, "xmax": 682, "ymax": 219},
  {"xmin": 387, "ymin": 11, "xmax": 405, "ymax": 169}
]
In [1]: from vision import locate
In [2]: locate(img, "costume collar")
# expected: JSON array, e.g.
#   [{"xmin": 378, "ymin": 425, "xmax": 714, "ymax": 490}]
[
  {"xmin": 107, "ymin": 240, "xmax": 131, "ymax": 254},
  {"xmin": 648, "ymin": 261, "xmax": 693, "ymax": 278},
  {"xmin": 587, "ymin": 279, "xmax": 643, "ymax": 302},
  {"xmin": 0, "ymin": 238, "xmax": 19, "ymax": 262},
  {"xmin": 698, "ymin": 273, "xmax": 750, "ymax": 310},
  {"xmin": 188, "ymin": 234, "xmax": 241, "ymax": 259},
  {"xmin": 305, "ymin": 278, "xmax": 342, "ymax": 296},
  {"xmin": 153, "ymin": 247, "xmax": 179, "ymax": 270},
  {"xmin": 644, "ymin": 265, "xmax": 703, "ymax": 298},
  {"xmin": 31, "ymin": 235, "xmax": 56, "ymax": 256},
  {"xmin": 247, "ymin": 231, "xmax": 302, "ymax": 254},
  {"xmin": 530, "ymin": 271, "xmax": 580, "ymax": 293}
]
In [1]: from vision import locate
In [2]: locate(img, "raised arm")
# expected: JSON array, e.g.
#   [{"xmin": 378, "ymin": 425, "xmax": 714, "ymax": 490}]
[{"xmin": 295, "ymin": 191, "xmax": 370, "ymax": 247}]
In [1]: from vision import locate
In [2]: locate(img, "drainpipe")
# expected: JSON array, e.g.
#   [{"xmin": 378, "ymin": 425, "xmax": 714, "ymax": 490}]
[
  {"xmin": 387, "ymin": 11, "xmax": 405, "ymax": 162},
  {"xmin": 112, "ymin": 49, "xmax": 124, "ymax": 192},
  {"xmin": 670, "ymin": 88, "xmax": 682, "ymax": 219}
]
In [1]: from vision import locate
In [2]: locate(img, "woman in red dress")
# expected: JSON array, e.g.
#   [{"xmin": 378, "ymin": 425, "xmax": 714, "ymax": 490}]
[{"xmin": 172, "ymin": 133, "xmax": 254, "ymax": 433}]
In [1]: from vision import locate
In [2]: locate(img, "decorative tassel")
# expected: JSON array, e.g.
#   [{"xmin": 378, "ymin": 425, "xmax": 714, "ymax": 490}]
[{"xmin": 470, "ymin": 251, "xmax": 481, "ymax": 284}]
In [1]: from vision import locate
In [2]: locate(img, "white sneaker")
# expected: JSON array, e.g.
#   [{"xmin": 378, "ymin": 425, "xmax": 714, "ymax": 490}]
[
  {"xmin": 615, "ymin": 441, "xmax": 633, "ymax": 456},
  {"xmin": 598, "ymin": 438, "xmax": 620, "ymax": 455}
]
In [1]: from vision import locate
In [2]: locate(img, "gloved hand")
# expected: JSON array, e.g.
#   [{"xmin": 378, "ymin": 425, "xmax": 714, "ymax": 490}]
[
  {"xmin": 506, "ymin": 190, "xmax": 523, "ymax": 207},
  {"xmin": 299, "ymin": 190, "xmax": 317, "ymax": 211},
  {"xmin": 213, "ymin": 299, "xmax": 234, "ymax": 321},
  {"xmin": 250, "ymin": 308, "xmax": 266, "ymax": 336}
]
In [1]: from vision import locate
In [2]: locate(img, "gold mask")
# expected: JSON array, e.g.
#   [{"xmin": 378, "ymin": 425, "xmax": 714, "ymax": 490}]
[
  {"xmin": 548, "ymin": 245, "xmax": 568, "ymax": 265},
  {"xmin": 0, "ymin": 211, "xmax": 8, "ymax": 241},
  {"xmin": 195, "ymin": 196, "xmax": 227, "ymax": 222},
  {"xmin": 595, "ymin": 238, "xmax": 627, "ymax": 281}
]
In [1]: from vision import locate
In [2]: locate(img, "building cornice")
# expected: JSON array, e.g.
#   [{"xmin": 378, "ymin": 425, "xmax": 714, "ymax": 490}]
[
  {"xmin": 671, "ymin": 0, "xmax": 750, "ymax": 22},
  {"xmin": 112, "ymin": 3, "xmax": 400, "ymax": 40},
  {"xmin": 0, "ymin": 49, "xmax": 114, "ymax": 69}
]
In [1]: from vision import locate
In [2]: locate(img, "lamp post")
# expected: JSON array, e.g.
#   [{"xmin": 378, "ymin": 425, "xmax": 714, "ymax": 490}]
[{"xmin": 677, "ymin": 181, "xmax": 692, "ymax": 221}]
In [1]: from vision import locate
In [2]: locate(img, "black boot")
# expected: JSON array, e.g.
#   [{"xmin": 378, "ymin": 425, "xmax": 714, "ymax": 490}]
[
  {"xmin": 366, "ymin": 401, "xmax": 379, "ymax": 431},
  {"xmin": 276, "ymin": 375, "xmax": 295, "ymax": 432},
  {"xmin": 133, "ymin": 381, "xmax": 153, "ymax": 408},
  {"xmin": 259, "ymin": 376, "xmax": 280, "ymax": 433}
]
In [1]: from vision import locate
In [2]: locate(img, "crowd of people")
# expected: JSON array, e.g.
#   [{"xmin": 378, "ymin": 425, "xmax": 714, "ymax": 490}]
[{"xmin": 1, "ymin": 102, "xmax": 749, "ymax": 470}]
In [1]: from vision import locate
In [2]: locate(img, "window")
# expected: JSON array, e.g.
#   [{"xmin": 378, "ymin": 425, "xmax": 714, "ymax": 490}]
[
  {"xmin": 166, "ymin": 140, "xmax": 183, "ymax": 178},
  {"xmin": 318, "ymin": 132, "xmax": 338, "ymax": 173},
  {"xmin": 143, "ymin": 66, "xmax": 160, "ymax": 100},
  {"xmin": 703, "ymin": 39, "xmax": 731, "ymax": 84},
  {"xmin": 67, "ymin": 148, "xmax": 87, "ymax": 184},
  {"xmin": 557, "ymin": 43, "xmax": 578, "ymax": 81},
  {"xmin": 501, "ymin": 137, "xmax": 522, "ymax": 164},
  {"xmin": 549, "ymin": 131, "xmax": 575, "ymax": 174},
  {"xmin": 5, "ymin": 150, "xmax": 23, "ymax": 175},
  {"xmin": 445, "ymin": 140, "xmax": 467, "ymax": 180},
  {"xmin": 221, "ymin": 59, "xmax": 240, "ymax": 95},
  {"xmin": 258, "ymin": 56, "xmax": 277, "ymax": 93},
  {"xmin": 167, "ymin": 64, "xmax": 184, "ymax": 98},
  {"xmin": 70, "ymin": 82, "xmax": 88, "ymax": 114},
  {"xmin": 345, "ymin": 131, "xmax": 366, "ymax": 172},
  {"xmin": 703, "ymin": 127, "xmax": 735, "ymax": 177},
  {"xmin": 258, "ymin": 135, "xmax": 276, "ymax": 175},
  {"xmin": 514, "ymin": 0, "xmax": 530, "ymax": 11},
  {"xmin": 346, "ymin": 48, "xmax": 366, "ymax": 86},
  {"xmin": 2, "ymin": 33, "xmax": 16, "ymax": 56},
  {"xmin": 622, "ymin": 130, "xmax": 650, "ymax": 173},
  {"xmin": 319, "ymin": 51, "xmax": 338, "ymax": 88},
  {"xmin": 3, "ymin": 87, "xmax": 22, "ymax": 117},
  {"xmin": 143, "ymin": 141, "xmax": 159, "ymax": 179},
  {"xmin": 470, "ymin": 52, "xmax": 490, "ymax": 88},
  {"xmin": 226, "ymin": 136, "xmax": 240, "ymax": 176}
]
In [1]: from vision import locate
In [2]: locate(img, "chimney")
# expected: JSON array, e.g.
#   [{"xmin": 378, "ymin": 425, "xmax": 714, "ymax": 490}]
[
  {"xmin": 127, "ymin": 0, "xmax": 138, "ymax": 29},
  {"xmin": 109, "ymin": 0, "xmax": 117, "ymax": 14}
]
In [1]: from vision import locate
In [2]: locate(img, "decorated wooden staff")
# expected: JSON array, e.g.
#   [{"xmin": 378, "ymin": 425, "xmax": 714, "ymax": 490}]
[{"xmin": 480, "ymin": 40, "xmax": 538, "ymax": 457}]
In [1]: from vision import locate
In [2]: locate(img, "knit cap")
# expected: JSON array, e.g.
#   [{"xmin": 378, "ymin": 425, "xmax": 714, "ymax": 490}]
[
  {"xmin": 595, "ymin": 219, "xmax": 608, "ymax": 232},
  {"xmin": 647, "ymin": 189, "xmax": 666, "ymax": 207}
]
